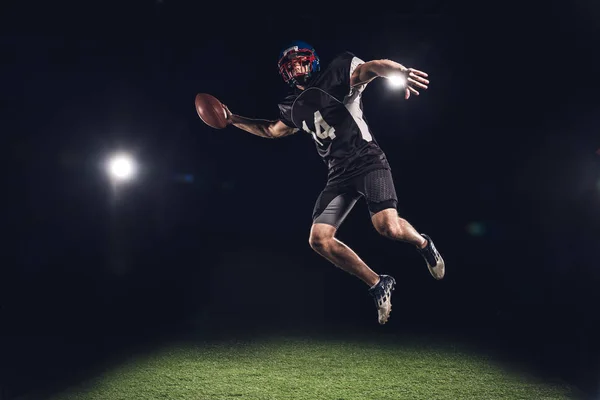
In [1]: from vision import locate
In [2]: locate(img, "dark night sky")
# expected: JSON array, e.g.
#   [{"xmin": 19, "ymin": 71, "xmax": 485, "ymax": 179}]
[{"xmin": 2, "ymin": 1, "xmax": 600, "ymax": 399}]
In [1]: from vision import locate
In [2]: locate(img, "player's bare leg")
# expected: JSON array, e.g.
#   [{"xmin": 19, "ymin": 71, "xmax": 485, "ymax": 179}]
[
  {"xmin": 309, "ymin": 223, "xmax": 380, "ymax": 287},
  {"xmin": 371, "ymin": 209, "xmax": 426, "ymax": 247},
  {"xmin": 372, "ymin": 208, "xmax": 445, "ymax": 280},
  {"xmin": 309, "ymin": 223, "xmax": 395, "ymax": 324}
]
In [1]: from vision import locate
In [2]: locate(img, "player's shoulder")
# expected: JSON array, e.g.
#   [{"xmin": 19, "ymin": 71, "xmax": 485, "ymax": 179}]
[
  {"xmin": 314, "ymin": 51, "xmax": 363, "ymax": 92},
  {"xmin": 278, "ymin": 91, "xmax": 298, "ymax": 108},
  {"xmin": 321, "ymin": 51, "xmax": 365, "ymax": 80}
]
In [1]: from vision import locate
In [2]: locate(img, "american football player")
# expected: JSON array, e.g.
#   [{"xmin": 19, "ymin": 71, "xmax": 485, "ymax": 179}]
[{"xmin": 222, "ymin": 40, "xmax": 445, "ymax": 325}]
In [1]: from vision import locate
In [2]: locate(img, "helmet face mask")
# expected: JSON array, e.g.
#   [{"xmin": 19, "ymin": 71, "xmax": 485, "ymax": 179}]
[{"xmin": 278, "ymin": 41, "xmax": 320, "ymax": 87}]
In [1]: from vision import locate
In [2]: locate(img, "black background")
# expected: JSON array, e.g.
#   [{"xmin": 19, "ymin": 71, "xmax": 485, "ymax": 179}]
[{"xmin": 2, "ymin": 1, "xmax": 600, "ymax": 399}]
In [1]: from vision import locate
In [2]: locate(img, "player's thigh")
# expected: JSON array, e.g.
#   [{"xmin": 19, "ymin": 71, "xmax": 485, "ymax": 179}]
[
  {"xmin": 312, "ymin": 185, "xmax": 361, "ymax": 230},
  {"xmin": 356, "ymin": 168, "xmax": 399, "ymax": 218}
]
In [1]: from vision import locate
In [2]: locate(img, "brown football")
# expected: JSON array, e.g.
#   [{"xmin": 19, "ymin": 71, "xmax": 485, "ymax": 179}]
[{"xmin": 195, "ymin": 93, "xmax": 227, "ymax": 129}]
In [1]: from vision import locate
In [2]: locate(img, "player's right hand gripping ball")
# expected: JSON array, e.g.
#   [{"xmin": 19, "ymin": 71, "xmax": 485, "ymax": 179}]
[{"xmin": 195, "ymin": 93, "xmax": 227, "ymax": 129}]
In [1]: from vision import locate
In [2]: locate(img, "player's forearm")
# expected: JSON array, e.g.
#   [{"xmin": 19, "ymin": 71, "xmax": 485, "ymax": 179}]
[
  {"xmin": 367, "ymin": 59, "xmax": 408, "ymax": 79},
  {"xmin": 230, "ymin": 115, "xmax": 276, "ymax": 139},
  {"xmin": 352, "ymin": 59, "xmax": 409, "ymax": 87}
]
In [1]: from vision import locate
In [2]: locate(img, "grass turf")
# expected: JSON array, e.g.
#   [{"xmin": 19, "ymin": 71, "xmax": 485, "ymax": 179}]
[{"xmin": 48, "ymin": 336, "xmax": 579, "ymax": 400}]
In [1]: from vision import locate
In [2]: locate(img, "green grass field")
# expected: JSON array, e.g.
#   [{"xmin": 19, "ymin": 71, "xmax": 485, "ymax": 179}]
[{"xmin": 49, "ymin": 336, "xmax": 579, "ymax": 400}]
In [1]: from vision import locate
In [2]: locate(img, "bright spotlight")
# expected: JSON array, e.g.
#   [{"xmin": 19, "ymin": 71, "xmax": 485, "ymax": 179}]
[
  {"xmin": 107, "ymin": 153, "xmax": 136, "ymax": 181},
  {"xmin": 387, "ymin": 74, "xmax": 406, "ymax": 89}
]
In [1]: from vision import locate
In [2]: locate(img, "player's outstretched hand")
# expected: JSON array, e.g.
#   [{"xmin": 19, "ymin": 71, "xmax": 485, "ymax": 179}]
[{"xmin": 404, "ymin": 68, "xmax": 429, "ymax": 100}]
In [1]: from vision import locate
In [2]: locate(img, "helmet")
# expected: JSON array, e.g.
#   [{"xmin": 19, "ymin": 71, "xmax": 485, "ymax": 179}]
[{"xmin": 277, "ymin": 40, "xmax": 320, "ymax": 87}]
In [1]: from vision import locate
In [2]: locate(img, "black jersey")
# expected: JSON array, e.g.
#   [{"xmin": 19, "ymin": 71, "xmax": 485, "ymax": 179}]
[{"xmin": 278, "ymin": 51, "xmax": 390, "ymax": 184}]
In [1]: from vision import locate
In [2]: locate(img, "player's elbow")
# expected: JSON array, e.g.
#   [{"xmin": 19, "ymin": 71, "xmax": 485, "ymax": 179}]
[
  {"xmin": 361, "ymin": 61, "xmax": 383, "ymax": 78},
  {"xmin": 268, "ymin": 121, "xmax": 296, "ymax": 139},
  {"xmin": 266, "ymin": 127, "xmax": 286, "ymax": 139},
  {"xmin": 351, "ymin": 61, "xmax": 380, "ymax": 87},
  {"xmin": 263, "ymin": 127, "xmax": 277, "ymax": 139}
]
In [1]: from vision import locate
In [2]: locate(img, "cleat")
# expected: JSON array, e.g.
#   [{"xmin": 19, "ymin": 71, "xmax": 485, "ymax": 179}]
[
  {"xmin": 368, "ymin": 275, "xmax": 396, "ymax": 325},
  {"xmin": 418, "ymin": 233, "xmax": 445, "ymax": 280}
]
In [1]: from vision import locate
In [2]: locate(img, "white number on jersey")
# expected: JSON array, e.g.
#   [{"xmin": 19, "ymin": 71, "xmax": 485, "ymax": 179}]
[{"xmin": 302, "ymin": 110, "xmax": 336, "ymax": 145}]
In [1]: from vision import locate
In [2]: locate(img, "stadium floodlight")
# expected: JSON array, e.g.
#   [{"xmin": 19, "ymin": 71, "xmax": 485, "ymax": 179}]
[{"xmin": 107, "ymin": 153, "xmax": 136, "ymax": 182}]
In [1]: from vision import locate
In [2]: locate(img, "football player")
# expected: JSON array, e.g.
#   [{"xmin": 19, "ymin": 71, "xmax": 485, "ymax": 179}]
[{"xmin": 222, "ymin": 40, "xmax": 444, "ymax": 325}]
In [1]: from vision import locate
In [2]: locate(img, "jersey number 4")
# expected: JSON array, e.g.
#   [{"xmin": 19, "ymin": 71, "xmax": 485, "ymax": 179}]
[{"xmin": 302, "ymin": 110, "xmax": 336, "ymax": 146}]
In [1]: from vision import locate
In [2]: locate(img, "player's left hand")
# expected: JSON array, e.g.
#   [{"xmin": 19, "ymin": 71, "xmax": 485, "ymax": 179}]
[{"xmin": 404, "ymin": 68, "xmax": 429, "ymax": 100}]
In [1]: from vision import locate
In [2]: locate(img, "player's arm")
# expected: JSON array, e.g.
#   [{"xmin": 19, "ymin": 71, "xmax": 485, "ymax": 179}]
[
  {"xmin": 350, "ymin": 59, "xmax": 430, "ymax": 99},
  {"xmin": 230, "ymin": 115, "xmax": 298, "ymax": 139},
  {"xmin": 223, "ymin": 105, "xmax": 298, "ymax": 139}
]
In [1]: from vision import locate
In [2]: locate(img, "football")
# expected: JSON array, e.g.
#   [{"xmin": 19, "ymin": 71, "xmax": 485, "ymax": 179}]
[{"xmin": 195, "ymin": 93, "xmax": 227, "ymax": 129}]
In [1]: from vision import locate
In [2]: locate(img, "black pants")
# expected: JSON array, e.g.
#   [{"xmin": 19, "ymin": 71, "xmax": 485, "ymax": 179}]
[{"xmin": 312, "ymin": 168, "xmax": 398, "ymax": 228}]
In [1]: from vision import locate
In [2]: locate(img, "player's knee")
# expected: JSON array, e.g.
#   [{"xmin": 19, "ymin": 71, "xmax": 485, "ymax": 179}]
[
  {"xmin": 309, "ymin": 234, "xmax": 333, "ymax": 252},
  {"xmin": 375, "ymin": 219, "xmax": 403, "ymax": 240},
  {"xmin": 309, "ymin": 226, "xmax": 335, "ymax": 252}
]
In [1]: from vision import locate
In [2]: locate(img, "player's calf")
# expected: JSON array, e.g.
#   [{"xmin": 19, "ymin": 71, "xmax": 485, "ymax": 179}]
[
  {"xmin": 372, "ymin": 208, "xmax": 426, "ymax": 247},
  {"xmin": 308, "ymin": 223, "xmax": 380, "ymax": 287},
  {"xmin": 372, "ymin": 208, "xmax": 445, "ymax": 280}
]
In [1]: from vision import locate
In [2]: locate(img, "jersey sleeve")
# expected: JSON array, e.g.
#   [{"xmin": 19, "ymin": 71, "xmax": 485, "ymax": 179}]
[
  {"xmin": 277, "ymin": 95, "xmax": 296, "ymax": 128},
  {"xmin": 328, "ymin": 51, "xmax": 366, "ymax": 99},
  {"xmin": 348, "ymin": 55, "xmax": 367, "ymax": 93}
]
